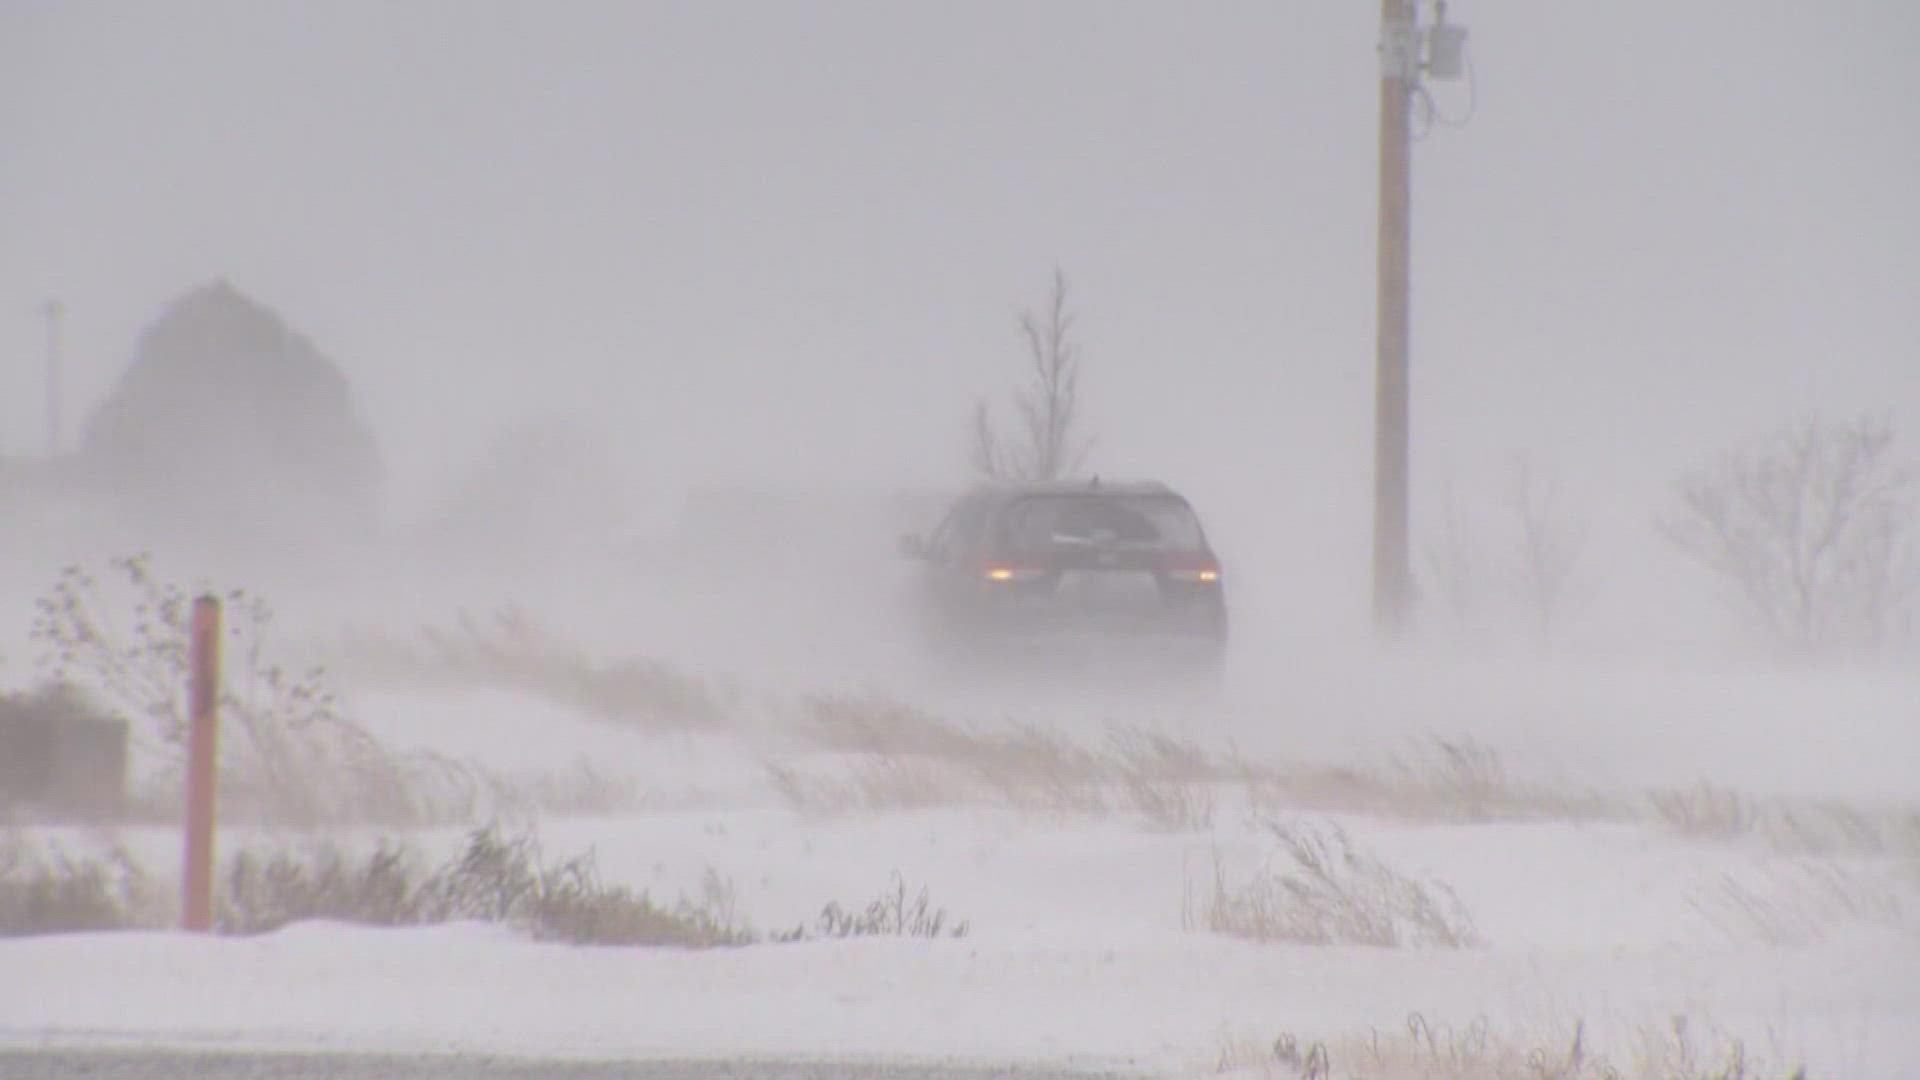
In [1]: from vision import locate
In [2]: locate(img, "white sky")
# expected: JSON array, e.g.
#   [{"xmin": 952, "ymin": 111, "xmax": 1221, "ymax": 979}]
[{"xmin": 3, "ymin": 1, "xmax": 1916, "ymax": 565}]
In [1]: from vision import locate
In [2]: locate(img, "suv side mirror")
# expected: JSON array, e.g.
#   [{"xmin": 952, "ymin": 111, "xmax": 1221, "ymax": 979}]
[{"xmin": 898, "ymin": 533, "xmax": 928, "ymax": 559}]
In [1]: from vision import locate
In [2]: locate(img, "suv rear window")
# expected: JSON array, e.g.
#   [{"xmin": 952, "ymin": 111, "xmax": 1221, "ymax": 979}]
[{"xmin": 999, "ymin": 494, "xmax": 1206, "ymax": 553}]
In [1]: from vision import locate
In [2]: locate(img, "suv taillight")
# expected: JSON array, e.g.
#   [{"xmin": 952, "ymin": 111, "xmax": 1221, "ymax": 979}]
[{"xmin": 1162, "ymin": 555, "xmax": 1220, "ymax": 584}]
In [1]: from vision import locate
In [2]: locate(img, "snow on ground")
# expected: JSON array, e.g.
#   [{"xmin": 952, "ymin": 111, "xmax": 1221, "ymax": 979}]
[
  {"xmin": 6, "ymin": 917, "xmax": 1916, "ymax": 1074},
  {"xmin": 6, "ymin": 786, "xmax": 1920, "ymax": 1075},
  {"xmin": 3, "ymin": 561, "xmax": 1919, "ymax": 1077}
]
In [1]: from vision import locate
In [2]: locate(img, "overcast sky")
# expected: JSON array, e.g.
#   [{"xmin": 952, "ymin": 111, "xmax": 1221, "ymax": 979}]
[{"xmin": 5, "ymin": 0, "xmax": 1917, "ymax": 602}]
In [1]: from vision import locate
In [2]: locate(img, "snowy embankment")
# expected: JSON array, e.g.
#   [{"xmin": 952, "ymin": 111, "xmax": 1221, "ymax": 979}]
[{"xmin": 4, "ymin": 640, "xmax": 1918, "ymax": 1077}]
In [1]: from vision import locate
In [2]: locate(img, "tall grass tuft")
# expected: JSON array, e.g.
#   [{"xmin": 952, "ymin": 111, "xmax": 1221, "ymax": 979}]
[
  {"xmin": 1186, "ymin": 820, "xmax": 1482, "ymax": 949},
  {"xmin": 807, "ymin": 872, "xmax": 970, "ymax": 940}
]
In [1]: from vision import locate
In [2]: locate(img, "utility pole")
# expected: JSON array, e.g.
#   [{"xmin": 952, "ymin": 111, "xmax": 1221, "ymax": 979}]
[
  {"xmin": 42, "ymin": 299, "xmax": 64, "ymax": 457},
  {"xmin": 1373, "ymin": 0, "xmax": 1416, "ymax": 635},
  {"xmin": 1372, "ymin": 0, "xmax": 1468, "ymax": 637}
]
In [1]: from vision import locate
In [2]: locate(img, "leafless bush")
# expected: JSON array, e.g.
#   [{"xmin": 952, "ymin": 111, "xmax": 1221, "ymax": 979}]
[
  {"xmin": 805, "ymin": 872, "xmax": 969, "ymax": 940},
  {"xmin": 1664, "ymin": 414, "xmax": 1917, "ymax": 656},
  {"xmin": 30, "ymin": 556, "xmax": 481, "ymax": 825},
  {"xmin": 1185, "ymin": 820, "xmax": 1482, "ymax": 949},
  {"xmin": 1229, "ymin": 1014, "xmax": 1804, "ymax": 1080},
  {"xmin": 336, "ymin": 607, "xmax": 732, "ymax": 730},
  {"xmin": 0, "ymin": 834, "xmax": 158, "ymax": 936}
]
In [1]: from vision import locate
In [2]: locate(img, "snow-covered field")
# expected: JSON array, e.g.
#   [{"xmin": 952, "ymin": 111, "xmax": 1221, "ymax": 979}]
[{"xmin": 3, "ymin": 555, "xmax": 1918, "ymax": 1078}]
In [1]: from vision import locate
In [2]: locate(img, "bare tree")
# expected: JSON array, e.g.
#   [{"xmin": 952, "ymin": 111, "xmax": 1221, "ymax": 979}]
[
  {"xmin": 970, "ymin": 269, "xmax": 1091, "ymax": 482},
  {"xmin": 1501, "ymin": 455, "xmax": 1588, "ymax": 644},
  {"xmin": 1420, "ymin": 478, "xmax": 1486, "ymax": 630},
  {"xmin": 1420, "ymin": 458, "xmax": 1587, "ymax": 647},
  {"xmin": 1664, "ymin": 415, "xmax": 1917, "ymax": 654}
]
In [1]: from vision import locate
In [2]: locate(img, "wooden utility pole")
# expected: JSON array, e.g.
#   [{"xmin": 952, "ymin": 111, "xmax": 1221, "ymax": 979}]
[
  {"xmin": 1373, "ymin": 0, "xmax": 1416, "ymax": 634},
  {"xmin": 42, "ymin": 299, "xmax": 63, "ymax": 456}
]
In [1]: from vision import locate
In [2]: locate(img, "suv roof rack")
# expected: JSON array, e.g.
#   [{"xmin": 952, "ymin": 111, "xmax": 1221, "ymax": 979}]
[{"xmin": 976, "ymin": 478, "xmax": 1173, "ymax": 494}]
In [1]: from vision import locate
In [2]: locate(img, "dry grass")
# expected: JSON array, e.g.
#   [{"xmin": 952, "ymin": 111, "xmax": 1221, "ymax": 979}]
[
  {"xmin": 1219, "ymin": 1013, "xmax": 1805, "ymax": 1079},
  {"xmin": 786, "ymin": 871, "xmax": 970, "ymax": 941},
  {"xmin": 319, "ymin": 622, "xmax": 1920, "ymax": 856},
  {"xmin": 0, "ymin": 833, "xmax": 160, "ymax": 936},
  {"xmin": 1688, "ymin": 859, "xmax": 1910, "ymax": 947},
  {"xmin": 334, "ymin": 607, "xmax": 732, "ymax": 730},
  {"xmin": 795, "ymin": 693, "xmax": 978, "ymax": 757},
  {"xmin": 1650, "ymin": 782, "xmax": 1920, "ymax": 858},
  {"xmin": 1649, "ymin": 783, "xmax": 1761, "ymax": 841},
  {"xmin": 1184, "ymin": 820, "xmax": 1482, "ymax": 949},
  {"xmin": 772, "ymin": 696, "xmax": 1114, "ymax": 817},
  {"xmin": 0, "ymin": 825, "xmax": 757, "ymax": 946},
  {"xmin": 1110, "ymin": 726, "xmax": 1218, "ymax": 831},
  {"xmin": 218, "ymin": 838, "xmax": 427, "ymax": 934},
  {"xmin": 766, "ymin": 756, "xmax": 974, "ymax": 815},
  {"xmin": 1242, "ymin": 737, "xmax": 1619, "ymax": 827},
  {"xmin": 776, "ymin": 699, "xmax": 1614, "ymax": 835},
  {"xmin": 218, "ymin": 825, "xmax": 755, "ymax": 946},
  {"xmin": 485, "ymin": 761, "xmax": 652, "ymax": 818},
  {"xmin": 3, "ymin": 827, "xmax": 975, "ymax": 948}
]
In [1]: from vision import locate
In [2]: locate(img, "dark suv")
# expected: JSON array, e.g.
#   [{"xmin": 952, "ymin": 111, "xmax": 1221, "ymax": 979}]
[{"xmin": 899, "ymin": 480, "xmax": 1227, "ymax": 671}]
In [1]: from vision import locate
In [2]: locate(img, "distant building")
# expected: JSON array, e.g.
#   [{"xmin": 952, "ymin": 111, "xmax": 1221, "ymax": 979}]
[{"xmin": 77, "ymin": 281, "xmax": 384, "ymax": 558}]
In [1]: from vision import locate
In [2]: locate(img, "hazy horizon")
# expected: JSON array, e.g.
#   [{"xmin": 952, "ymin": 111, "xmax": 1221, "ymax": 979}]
[{"xmin": 5, "ymin": 0, "xmax": 1918, "ymax": 651}]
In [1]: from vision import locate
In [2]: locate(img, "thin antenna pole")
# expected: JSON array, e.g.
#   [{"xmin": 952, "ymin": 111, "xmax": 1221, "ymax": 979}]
[{"xmin": 42, "ymin": 299, "xmax": 64, "ymax": 456}]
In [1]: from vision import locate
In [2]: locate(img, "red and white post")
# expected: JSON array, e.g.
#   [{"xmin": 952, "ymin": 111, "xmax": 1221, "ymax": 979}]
[{"xmin": 182, "ymin": 595, "xmax": 222, "ymax": 932}]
